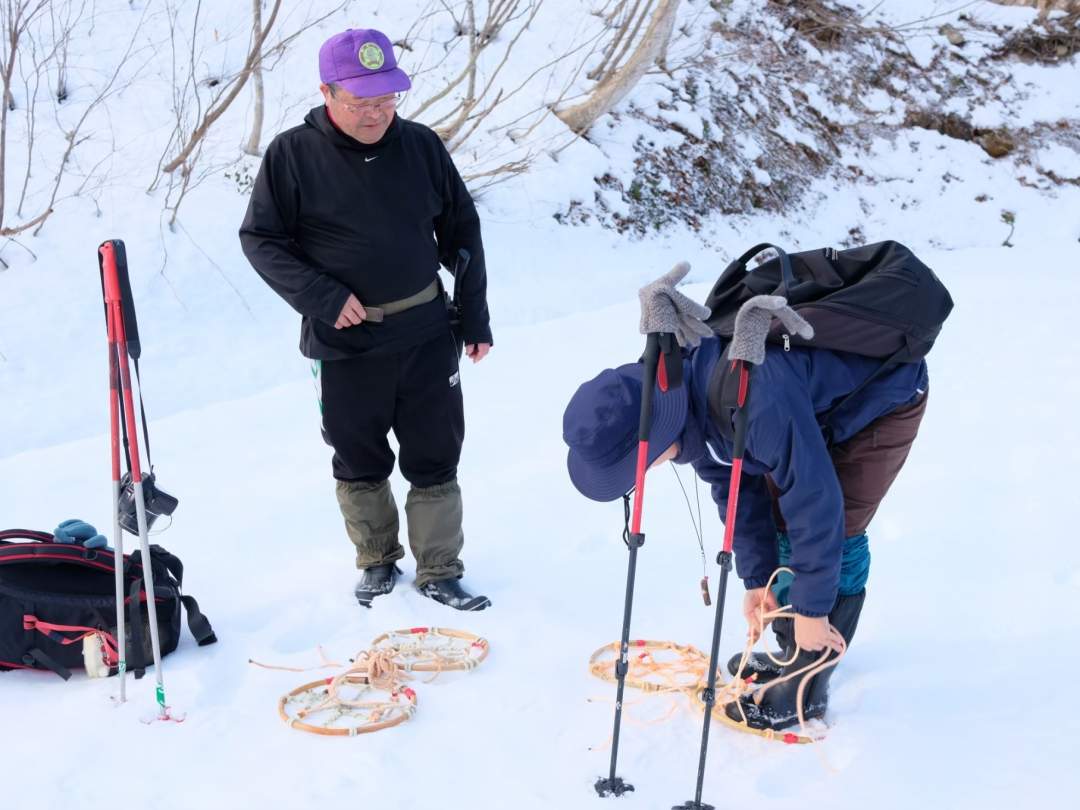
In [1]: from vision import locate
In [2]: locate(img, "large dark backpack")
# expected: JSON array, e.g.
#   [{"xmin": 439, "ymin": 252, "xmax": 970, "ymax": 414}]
[
  {"xmin": 704, "ymin": 241, "xmax": 953, "ymax": 441},
  {"xmin": 0, "ymin": 529, "xmax": 216, "ymax": 680}
]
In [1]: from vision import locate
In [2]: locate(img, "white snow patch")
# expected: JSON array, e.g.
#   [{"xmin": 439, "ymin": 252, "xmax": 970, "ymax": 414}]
[
  {"xmin": 861, "ymin": 87, "xmax": 893, "ymax": 114},
  {"xmin": 1036, "ymin": 143, "xmax": 1080, "ymax": 179}
]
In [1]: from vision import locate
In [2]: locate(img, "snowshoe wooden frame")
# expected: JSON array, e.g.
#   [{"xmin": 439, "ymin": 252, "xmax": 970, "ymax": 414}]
[
  {"xmin": 267, "ymin": 627, "xmax": 487, "ymax": 736},
  {"xmin": 586, "ymin": 627, "xmax": 830, "ymax": 745},
  {"xmin": 588, "ymin": 639, "xmax": 708, "ymax": 694},
  {"xmin": 369, "ymin": 626, "xmax": 489, "ymax": 674},
  {"xmin": 691, "ymin": 684, "xmax": 816, "ymax": 745},
  {"xmin": 278, "ymin": 673, "xmax": 417, "ymax": 737}
]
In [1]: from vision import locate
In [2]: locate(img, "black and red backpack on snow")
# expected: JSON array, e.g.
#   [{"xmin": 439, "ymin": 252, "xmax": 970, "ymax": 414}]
[{"xmin": 0, "ymin": 529, "xmax": 216, "ymax": 680}]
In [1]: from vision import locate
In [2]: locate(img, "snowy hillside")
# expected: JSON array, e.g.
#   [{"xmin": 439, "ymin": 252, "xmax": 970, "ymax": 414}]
[
  {"xmin": 2, "ymin": 0, "xmax": 1078, "ymax": 455},
  {"xmin": 1, "ymin": 1, "xmax": 1079, "ymax": 808}
]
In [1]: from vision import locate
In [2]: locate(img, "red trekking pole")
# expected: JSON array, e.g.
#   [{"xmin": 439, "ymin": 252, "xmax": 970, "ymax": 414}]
[
  {"xmin": 100, "ymin": 240, "xmax": 171, "ymax": 720},
  {"xmin": 596, "ymin": 331, "xmax": 681, "ymax": 798},
  {"xmin": 674, "ymin": 357, "xmax": 750, "ymax": 810},
  {"xmin": 104, "ymin": 247, "xmax": 128, "ymax": 704},
  {"xmin": 675, "ymin": 293, "xmax": 813, "ymax": 809}
]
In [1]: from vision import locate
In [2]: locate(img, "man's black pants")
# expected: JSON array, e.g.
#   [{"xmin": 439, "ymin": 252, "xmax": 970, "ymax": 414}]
[{"xmin": 320, "ymin": 332, "xmax": 464, "ymax": 487}]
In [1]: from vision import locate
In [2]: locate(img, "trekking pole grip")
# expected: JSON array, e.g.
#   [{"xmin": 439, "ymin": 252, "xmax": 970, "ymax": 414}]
[{"xmin": 637, "ymin": 333, "xmax": 661, "ymax": 441}]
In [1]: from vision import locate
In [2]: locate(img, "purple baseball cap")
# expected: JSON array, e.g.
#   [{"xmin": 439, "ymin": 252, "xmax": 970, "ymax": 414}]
[{"xmin": 319, "ymin": 29, "xmax": 411, "ymax": 98}]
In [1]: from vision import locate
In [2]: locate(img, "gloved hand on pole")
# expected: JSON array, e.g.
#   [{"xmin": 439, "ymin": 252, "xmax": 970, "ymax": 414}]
[
  {"xmin": 638, "ymin": 262, "xmax": 713, "ymax": 349},
  {"xmin": 728, "ymin": 294, "xmax": 814, "ymax": 365}
]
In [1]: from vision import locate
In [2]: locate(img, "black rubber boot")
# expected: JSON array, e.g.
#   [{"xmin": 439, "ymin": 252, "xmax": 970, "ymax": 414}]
[
  {"xmin": 726, "ymin": 615, "xmax": 794, "ymax": 685},
  {"xmin": 724, "ymin": 590, "xmax": 866, "ymax": 731},
  {"xmin": 354, "ymin": 563, "xmax": 402, "ymax": 608},
  {"xmin": 417, "ymin": 577, "xmax": 491, "ymax": 611}
]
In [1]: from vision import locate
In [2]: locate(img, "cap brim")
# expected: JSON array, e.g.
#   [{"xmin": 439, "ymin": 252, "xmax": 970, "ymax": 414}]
[
  {"xmin": 566, "ymin": 367, "xmax": 688, "ymax": 503},
  {"xmin": 336, "ymin": 68, "xmax": 411, "ymax": 98}
]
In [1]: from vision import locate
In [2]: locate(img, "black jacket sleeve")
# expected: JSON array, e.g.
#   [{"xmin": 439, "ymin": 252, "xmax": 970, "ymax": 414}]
[
  {"xmin": 239, "ymin": 141, "xmax": 352, "ymax": 325},
  {"xmin": 433, "ymin": 143, "xmax": 492, "ymax": 346}
]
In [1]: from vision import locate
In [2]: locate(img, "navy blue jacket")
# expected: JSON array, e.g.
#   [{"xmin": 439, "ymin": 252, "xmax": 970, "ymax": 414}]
[{"xmin": 682, "ymin": 337, "xmax": 927, "ymax": 617}]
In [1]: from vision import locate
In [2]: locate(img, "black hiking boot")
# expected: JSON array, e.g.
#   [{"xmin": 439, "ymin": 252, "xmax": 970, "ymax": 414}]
[
  {"xmin": 725, "ymin": 591, "xmax": 866, "ymax": 731},
  {"xmin": 726, "ymin": 616, "xmax": 794, "ymax": 685},
  {"xmin": 354, "ymin": 564, "xmax": 402, "ymax": 608},
  {"xmin": 417, "ymin": 577, "xmax": 491, "ymax": 611}
]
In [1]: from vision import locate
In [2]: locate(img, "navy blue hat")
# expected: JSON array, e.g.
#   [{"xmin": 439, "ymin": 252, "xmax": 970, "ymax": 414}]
[{"xmin": 563, "ymin": 362, "xmax": 688, "ymax": 502}]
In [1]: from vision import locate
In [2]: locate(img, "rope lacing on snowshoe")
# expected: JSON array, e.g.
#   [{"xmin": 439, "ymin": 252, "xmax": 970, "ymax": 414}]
[
  {"xmin": 251, "ymin": 627, "xmax": 488, "ymax": 736},
  {"xmin": 720, "ymin": 567, "xmax": 846, "ymax": 744}
]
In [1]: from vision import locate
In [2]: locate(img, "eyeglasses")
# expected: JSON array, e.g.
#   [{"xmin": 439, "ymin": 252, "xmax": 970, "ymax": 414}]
[{"xmin": 336, "ymin": 94, "xmax": 399, "ymax": 114}]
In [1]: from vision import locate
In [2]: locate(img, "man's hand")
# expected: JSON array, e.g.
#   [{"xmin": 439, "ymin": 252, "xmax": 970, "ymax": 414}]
[
  {"xmin": 743, "ymin": 587, "xmax": 779, "ymax": 643},
  {"xmin": 465, "ymin": 343, "xmax": 491, "ymax": 364},
  {"xmin": 793, "ymin": 614, "xmax": 845, "ymax": 654},
  {"xmin": 335, "ymin": 294, "xmax": 366, "ymax": 329}
]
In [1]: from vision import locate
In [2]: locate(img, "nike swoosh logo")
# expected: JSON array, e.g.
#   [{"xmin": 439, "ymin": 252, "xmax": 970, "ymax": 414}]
[{"xmin": 365, "ymin": 155, "xmax": 378, "ymax": 163}]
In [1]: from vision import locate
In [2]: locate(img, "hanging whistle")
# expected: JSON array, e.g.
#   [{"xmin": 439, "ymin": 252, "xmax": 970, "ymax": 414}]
[{"xmin": 700, "ymin": 576, "xmax": 712, "ymax": 606}]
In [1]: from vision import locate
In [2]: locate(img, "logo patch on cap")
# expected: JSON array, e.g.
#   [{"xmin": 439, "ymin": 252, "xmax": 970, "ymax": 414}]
[{"xmin": 359, "ymin": 42, "xmax": 385, "ymax": 70}]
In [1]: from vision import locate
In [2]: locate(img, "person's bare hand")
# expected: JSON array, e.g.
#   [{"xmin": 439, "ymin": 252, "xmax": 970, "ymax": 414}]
[
  {"xmin": 743, "ymin": 588, "xmax": 779, "ymax": 643},
  {"xmin": 335, "ymin": 295, "xmax": 366, "ymax": 329},
  {"xmin": 465, "ymin": 343, "xmax": 491, "ymax": 363},
  {"xmin": 793, "ymin": 614, "xmax": 844, "ymax": 653}
]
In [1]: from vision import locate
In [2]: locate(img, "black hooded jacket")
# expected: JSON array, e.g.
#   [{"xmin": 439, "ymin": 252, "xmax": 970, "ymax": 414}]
[{"xmin": 239, "ymin": 106, "xmax": 492, "ymax": 359}]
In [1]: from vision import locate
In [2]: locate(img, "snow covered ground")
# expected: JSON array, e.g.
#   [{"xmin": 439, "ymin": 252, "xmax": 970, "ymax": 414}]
[
  {"xmin": 2, "ymin": 1, "xmax": 1080, "ymax": 808},
  {"xmin": 3, "ymin": 237, "xmax": 1079, "ymax": 808}
]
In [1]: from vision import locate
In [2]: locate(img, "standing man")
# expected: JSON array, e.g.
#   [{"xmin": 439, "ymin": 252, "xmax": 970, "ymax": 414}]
[{"xmin": 240, "ymin": 28, "xmax": 492, "ymax": 611}]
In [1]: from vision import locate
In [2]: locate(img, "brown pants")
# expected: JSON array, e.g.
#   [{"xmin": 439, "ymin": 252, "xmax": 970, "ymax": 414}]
[{"xmin": 772, "ymin": 391, "xmax": 928, "ymax": 535}]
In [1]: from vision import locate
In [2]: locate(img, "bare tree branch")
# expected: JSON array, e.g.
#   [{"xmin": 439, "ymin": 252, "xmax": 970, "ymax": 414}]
[
  {"xmin": 0, "ymin": 205, "xmax": 48, "ymax": 235},
  {"xmin": 32, "ymin": 1, "xmax": 152, "ymax": 235},
  {"xmin": 555, "ymin": 0, "xmax": 680, "ymax": 134},
  {"xmin": 0, "ymin": 0, "xmax": 51, "ymax": 231},
  {"xmin": 161, "ymin": 0, "xmax": 283, "ymax": 173},
  {"xmin": 153, "ymin": 0, "xmax": 346, "ymax": 223},
  {"xmin": 242, "ymin": 0, "xmax": 265, "ymax": 156}
]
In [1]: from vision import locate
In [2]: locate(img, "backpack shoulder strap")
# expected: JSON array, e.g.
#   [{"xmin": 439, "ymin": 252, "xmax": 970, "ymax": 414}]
[
  {"xmin": 128, "ymin": 578, "xmax": 147, "ymax": 679},
  {"xmin": 180, "ymin": 596, "xmax": 217, "ymax": 646},
  {"xmin": 25, "ymin": 648, "xmax": 72, "ymax": 680},
  {"xmin": 706, "ymin": 343, "xmax": 741, "ymax": 445},
  {"xmin": 144, "ymin": 546, "xmax": 215, "ymax": 645},
  {"xmin": 149, "ymin": 545, "xmax": 184, "ymax": 588}
]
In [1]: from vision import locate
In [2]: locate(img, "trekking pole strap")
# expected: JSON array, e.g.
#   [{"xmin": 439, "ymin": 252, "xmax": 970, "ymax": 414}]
[
  {"xmin": 100, "ymin": 239, "xmax": 154, "ymax": 474},
  {"xmin": 132, "ymin": 359, "xmax": 154, "ymax": 470}
]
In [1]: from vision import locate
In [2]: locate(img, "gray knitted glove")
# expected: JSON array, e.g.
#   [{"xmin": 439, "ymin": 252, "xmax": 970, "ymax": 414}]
[
  {"xmin": 729, "ymin": 295, "xmax": 815, "ymax": 365},
  {"xmin": 638, "ymin": 262, "xmax": 713, "ymax": 348}
]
